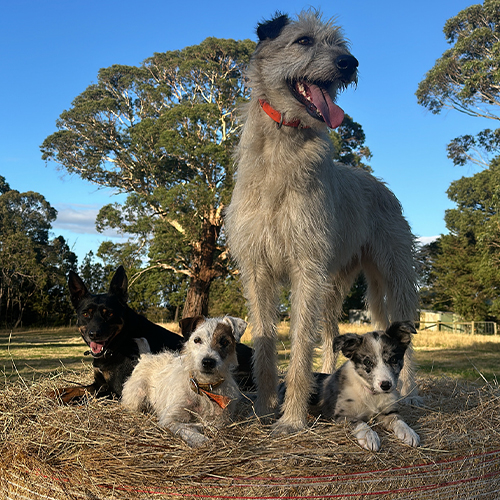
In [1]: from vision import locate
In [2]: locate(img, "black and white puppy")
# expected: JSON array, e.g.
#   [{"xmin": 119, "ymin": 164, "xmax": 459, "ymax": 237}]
[{"xmin": 314, "ymin": 322, "xmax": 420, "ymax": 451}]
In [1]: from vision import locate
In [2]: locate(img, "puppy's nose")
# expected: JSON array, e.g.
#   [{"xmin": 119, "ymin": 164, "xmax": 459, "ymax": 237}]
[
  {"xmin": 380, "ymin": 381, "xmax": 392, "ymax": 392},
  {"xmin": 202, "ymin": 357, "xmax": 217, "ymax": 371},
  {"xmin": 335, "ymin": 54, "xmax": 358, "ymax": 78}
]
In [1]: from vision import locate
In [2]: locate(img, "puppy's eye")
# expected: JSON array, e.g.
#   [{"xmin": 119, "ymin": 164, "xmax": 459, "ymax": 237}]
[
  {"xmin": 363, "ymin": 358, "xmax": 374, "ymax": 371},
  {"xmin": 219, "ymin": 337, "xmax": 229, "ymax": 348},
  {"xmin": 193, "ymin": 337, "xmax": 202, "ymax": 344},
  {"xmin": 83, "ymin": 312, "xmax": 90, "ymax": 318},
  {"xmin": 388, "ymin": 356, "xmax": 399, "ymax": 365},
  {"xmin": 295, "ymin": 36, "xmax": 313, "ymax": 46}
]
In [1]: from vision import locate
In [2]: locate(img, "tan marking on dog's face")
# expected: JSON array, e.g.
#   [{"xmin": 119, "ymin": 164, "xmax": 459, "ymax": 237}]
[{"xmin": 210, "ymin": 323, "xmax": 236, "ymax": 360}]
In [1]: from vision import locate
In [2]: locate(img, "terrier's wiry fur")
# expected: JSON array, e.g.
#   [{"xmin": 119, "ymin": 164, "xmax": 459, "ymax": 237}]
[
  {"xmin": 121, "ymin": 316, "xmax": 247, "ymax": 447},
  {"xmin": 317, "ymin": 322, "xmax": 420, "ymax": 451},
  {"xmin": 225, "ymin": 10, "xmax": 420, "ymax": 434}
]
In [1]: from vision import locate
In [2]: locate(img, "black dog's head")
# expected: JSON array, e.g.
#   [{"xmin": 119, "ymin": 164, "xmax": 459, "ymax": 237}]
[{"xmin": 68, "ymin": 266, "xmax": 129, "ymax": 358}]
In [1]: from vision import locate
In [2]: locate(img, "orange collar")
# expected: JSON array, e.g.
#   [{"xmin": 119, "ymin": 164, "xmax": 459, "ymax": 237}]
[
  {"xmin": 189, "ymin": 377, "xmax": 232, "ymax": 409},
  {"xmin": 258, "ymin": 99, "xmax": 310, "ymax": 129}
]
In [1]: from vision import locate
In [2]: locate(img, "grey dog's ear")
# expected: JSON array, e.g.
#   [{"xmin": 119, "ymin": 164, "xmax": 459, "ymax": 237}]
[
  {"xmin": 333, "ymin": 333, "xmax": 363, "ymax": 359},
  {"xmin": 257, "ymin": 13, "xmax": 290, "ymax": 41},
  {"xmin": 386, "ymin": 321, "xmax": 416, "ymax": 346}
]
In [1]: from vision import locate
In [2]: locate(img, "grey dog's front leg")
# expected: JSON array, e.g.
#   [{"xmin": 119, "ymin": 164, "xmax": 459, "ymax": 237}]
[{"xmin": 244, "ymin": 272, "xmax": 280, "ymax": 419}]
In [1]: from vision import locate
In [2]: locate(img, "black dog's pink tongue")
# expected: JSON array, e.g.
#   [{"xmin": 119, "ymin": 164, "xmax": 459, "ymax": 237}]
[
  {"xmin": 308, "ymin": 83, "xmax": 345, "ymax": 129},
  {"xmin": 90, "ymin": 342, "xmax": 104, "ymax": 355}
]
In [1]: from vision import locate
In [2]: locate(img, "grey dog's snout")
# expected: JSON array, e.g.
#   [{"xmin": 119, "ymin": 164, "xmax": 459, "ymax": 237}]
[{"xmin": 335, "ymin": 55, "xmax": 358, "ymax": 78}]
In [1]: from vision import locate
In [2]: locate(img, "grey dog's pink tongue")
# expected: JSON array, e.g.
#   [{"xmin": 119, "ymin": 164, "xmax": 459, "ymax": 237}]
[{"xmin": 308, "ymin": 83, "xmax": 345, "ymax": 129}]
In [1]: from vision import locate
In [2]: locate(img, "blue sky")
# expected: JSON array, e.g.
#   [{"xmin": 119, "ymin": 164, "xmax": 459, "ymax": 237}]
[{"xmin": 1, "ymin": 0, "xmax": 485, "ymax": 263}]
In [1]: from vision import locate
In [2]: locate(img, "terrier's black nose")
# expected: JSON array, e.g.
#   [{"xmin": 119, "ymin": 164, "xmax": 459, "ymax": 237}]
[
  {"xmin": 335, "ymin": 54, "xmax": 358, "ymax": 78},
  {"xmin": 380, "ymin": 381, "xmax": 392, "ymax": 392},
  {"xmin": 202, "ymin": 357, "xmax": 217, "ymax": 371}
]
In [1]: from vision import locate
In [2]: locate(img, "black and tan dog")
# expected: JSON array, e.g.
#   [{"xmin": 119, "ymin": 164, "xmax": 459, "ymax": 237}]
[{"xmin": 52, "ymin": 266, "xmax": 184, "ymax": 403}]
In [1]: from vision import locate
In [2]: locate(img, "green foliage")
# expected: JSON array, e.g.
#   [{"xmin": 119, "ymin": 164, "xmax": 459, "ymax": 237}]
[
  {"xmin": 329, "ymin": 115, "xmax": 373, "ymax": 172},
  {"xmin": 419, "ymin": 161, "xmax": 500, "ymax": 320},
  {"xmin": 416, "ymin": 0, "xmax": 500, "ymax": 167},
  {"xmin": 416, "ymin": 1, "xmax": 500, "ymax": 321},
  {"xmin": 0, "ymin": 177, "xmax": 77, "ymax": 327}
]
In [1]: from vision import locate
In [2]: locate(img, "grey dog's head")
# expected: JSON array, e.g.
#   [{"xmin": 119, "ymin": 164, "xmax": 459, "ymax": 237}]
[{"xmin": 248, "ymin": 10, "xmax": 358, "ymax": 130}]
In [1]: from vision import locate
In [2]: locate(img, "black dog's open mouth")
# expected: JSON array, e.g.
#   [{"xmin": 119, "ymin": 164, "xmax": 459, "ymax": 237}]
[
  {"xmin": 288, "ymin": 80, "xmax": 345, "ymax": 129},
  {"xmin": 87, "ymin": 341, "xmax": 107, "ymax": 358}
]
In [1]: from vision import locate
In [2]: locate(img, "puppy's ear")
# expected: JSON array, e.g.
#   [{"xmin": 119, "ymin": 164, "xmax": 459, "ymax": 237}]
[
  {"xmin": 334, "ymin": 333, "xmax": 363, "ymax": 359},
  {"xmin": 68, "ymin": 270, "xmax": 90, "ymax": 309},
  {"xmin": 108, "ymin": 266, "xmax": 128, "ymax": 304},
  {"xmin": 222, "ymin": 316, "xmax": 248, "ymax": 342},
  {"xmin": 386, "ymin": 321, "xmax": 416, "ymax": 346},
  {"xmin": 257, "ymin": 13, "xmax": 289, "ymax": 41},
  {"xmin": 179, "ymin": 315, "xmax": 205, "ymax": 340}
]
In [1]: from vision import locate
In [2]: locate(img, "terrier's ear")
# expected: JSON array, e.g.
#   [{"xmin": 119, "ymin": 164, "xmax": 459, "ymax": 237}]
[
  {"xmin": 386, "ymin": 321, "xmax": 416, "ymax": 346},
  {"xmin": 257, "ymin": 13, "xmax": 290, "ymax": 41},
  {"xmin": 108, "ymin": 265, "xmax": 128, "ymax": 304},
  {"xmin": 333, "ymin": 333, "xmax": 363, "ymax": 359},
  {"xmin": 179, "ymin": 316, "xmax": 206, "ymax": 340},
  {"xmin": 68, "ymin": 270, "xmax": 90, "ymax": 309},
  {"xmin": 222, "ymin": 316, "xmax": 248, "ymax": 342}
]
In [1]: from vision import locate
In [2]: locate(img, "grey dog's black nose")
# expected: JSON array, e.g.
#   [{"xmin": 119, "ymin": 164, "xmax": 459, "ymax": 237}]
[{"xmin": 335, "ymin": 55, "xmax": 358, "ymax": 77}]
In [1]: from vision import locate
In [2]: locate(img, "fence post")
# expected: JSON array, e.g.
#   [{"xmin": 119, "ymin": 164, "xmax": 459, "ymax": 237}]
[{"xmin": 471, "ymin": 321, "xmax": 475, "ymax": 335}]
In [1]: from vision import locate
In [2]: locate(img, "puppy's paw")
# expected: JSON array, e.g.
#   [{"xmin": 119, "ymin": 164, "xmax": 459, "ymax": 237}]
[
  {"xmin": 393, "ymin": 420, "xmax": 420, "ymax": 447},
  {"xmin": 353, "ymin": 422, "xmax": 380, "ymax": 452},
  {"xmin": 401, "ymin": 392, "xmax": 424, "ymax": 407}
]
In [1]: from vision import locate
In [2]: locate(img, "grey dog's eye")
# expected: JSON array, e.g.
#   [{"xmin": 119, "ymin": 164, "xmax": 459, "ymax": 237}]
[
  {"xmin": 296, "ymin": 36, "xmax": 313, "ymax": 46},
  {"xmin": 193, "ymin": 337, "xmax": 202, "ymax": 344}
]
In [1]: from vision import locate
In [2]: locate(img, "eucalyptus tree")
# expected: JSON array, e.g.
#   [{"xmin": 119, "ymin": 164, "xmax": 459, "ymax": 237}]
[{"xmin": 42, "ymin": 38, "xmax": 255, "ymax": 317}]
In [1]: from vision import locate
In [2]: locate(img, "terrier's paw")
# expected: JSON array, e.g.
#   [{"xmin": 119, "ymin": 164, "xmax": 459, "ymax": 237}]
[{"xmin": 393, "ymin": 420, "xmax": 420, "ymax": 447}]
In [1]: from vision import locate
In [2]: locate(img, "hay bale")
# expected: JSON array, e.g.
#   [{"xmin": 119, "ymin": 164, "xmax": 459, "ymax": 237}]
[{"xmin": 1, "ymin": 372, "xmax": 500, "ymax": 499}]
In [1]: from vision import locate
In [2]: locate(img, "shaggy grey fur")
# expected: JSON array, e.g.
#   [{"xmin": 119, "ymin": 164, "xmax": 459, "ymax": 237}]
[{"xmin": 225, "ymin": 10, "xmax": 419, "ymax": 434}]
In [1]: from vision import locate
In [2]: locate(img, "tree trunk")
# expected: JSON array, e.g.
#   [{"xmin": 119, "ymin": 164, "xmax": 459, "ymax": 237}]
[{"xmin": 181, "ymin": 218, "xmax": 220, "ymax": 318}]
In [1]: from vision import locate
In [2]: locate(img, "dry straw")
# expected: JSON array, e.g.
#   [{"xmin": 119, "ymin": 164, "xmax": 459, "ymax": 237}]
[{"xmin": 1, "ymin": 369, "xmax": 500, "ymax": 499}]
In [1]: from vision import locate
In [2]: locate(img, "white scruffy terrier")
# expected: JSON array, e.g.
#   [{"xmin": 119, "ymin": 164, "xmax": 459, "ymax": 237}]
[{"xmin": 122, "ymin": 315, "xmax": 247, "ymax": 447}]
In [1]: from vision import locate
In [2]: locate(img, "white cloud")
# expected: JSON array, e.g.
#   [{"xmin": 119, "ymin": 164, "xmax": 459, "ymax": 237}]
[
  {"xmin": 416, "ymin": 235, "xmax": 439, "ymax": 246},
  {"xmin": 53, "ymin": 203, "xmax": 122, "ymax": 237}
]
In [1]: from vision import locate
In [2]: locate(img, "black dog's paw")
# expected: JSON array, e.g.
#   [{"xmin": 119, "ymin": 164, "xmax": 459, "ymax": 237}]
[{"xmin": 47, "ymin": 386, "xmax": 90, "ymax": 404}]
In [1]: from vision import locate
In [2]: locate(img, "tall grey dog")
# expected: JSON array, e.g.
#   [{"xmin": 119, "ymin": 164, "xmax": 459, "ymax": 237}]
[{"xmin": 225, "ymin": 10, "xmax": 420, "ymax": 434}]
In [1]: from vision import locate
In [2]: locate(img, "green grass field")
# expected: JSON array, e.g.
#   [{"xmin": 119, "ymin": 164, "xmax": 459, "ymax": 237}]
[{"xmin": 1, "ymin": 323, "xmax": 499, "ymax": 384}]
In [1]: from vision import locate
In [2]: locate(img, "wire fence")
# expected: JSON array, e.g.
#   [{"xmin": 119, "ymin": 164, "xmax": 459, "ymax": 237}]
[{"xmin": 418, "ymin": 321, "xmax": 498, "ymax": 335}]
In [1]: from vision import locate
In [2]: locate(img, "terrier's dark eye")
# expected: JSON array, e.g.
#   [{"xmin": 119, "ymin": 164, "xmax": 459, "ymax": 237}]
[
  {"xmin": 296, "ymin": 36, "xmax": 313, "ymax": 46},
  {"xmin": 193, "ymin": 337, "xmax": 202, "ymax": 344},
  {"xmin": 388, "ymin": 356, "xmax": 399, "ymax": 365},
  {"xmin": 219, "ymin": 337, "xmax": 229, "ymax": 348}
]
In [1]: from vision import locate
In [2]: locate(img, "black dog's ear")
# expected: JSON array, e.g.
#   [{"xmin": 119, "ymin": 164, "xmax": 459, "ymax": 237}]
[
  {"xmin": 68, "ymin": 270, "xmax": 90, "ymax": 309},
  {"xmin": 386, "ymin": 321, "xmax": 416, "ymax": 346},
  {"xmin": 179, "ymin": 315, "xmax": 206, "ymax": 340},
  {"xmin": 257, "ymin": 12, "xmax": 290, "ymax": 41},
  {"xmin": 333, "ymin": 333, "xmax": 363, "ymax": 359},
  {"xmin": 108, "ymin": 265, "xmax": 128, "ymax": 304}
]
